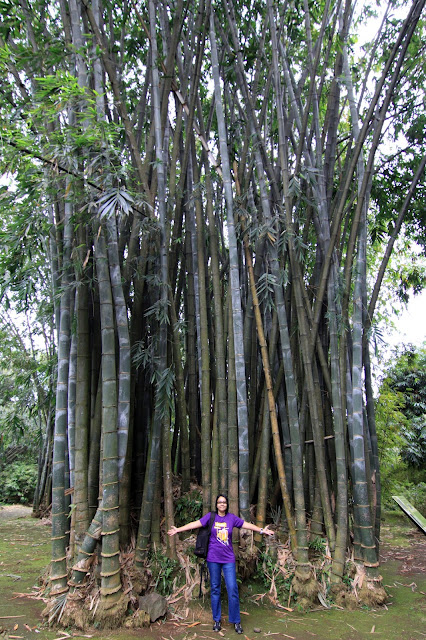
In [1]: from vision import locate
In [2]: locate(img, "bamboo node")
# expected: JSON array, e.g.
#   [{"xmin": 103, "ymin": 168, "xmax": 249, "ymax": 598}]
[
  {"xmin": 101, "ymin": 550, "xmax": 120, "ymax": 558},
  {"xmin": 100, "ymin": 568, "xmax": 121, "ymax": 578},
  {"xmin": 100, "ymin": 584, "xmax": 122, "ymax": 596},
  {"xmin": 101, "ymin": 528, "xmax": 120, "ymax": 535},
  {"xmin": 86, "ymin": 531, "xmax": 101, "ymax": 540},
  {"xmin": 68, "ymin": 578, "xmax": 87, "ymax": 589},
  {"xmin": 50, "ymin": 573, "xmax": 68, "ymax": 581},
  {"xmin": 50, "ymin": 585, "xmax": 69, "ymax": 595}
]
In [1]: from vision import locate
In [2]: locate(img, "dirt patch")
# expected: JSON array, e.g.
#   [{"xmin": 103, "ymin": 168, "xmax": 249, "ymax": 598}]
[
  {"xmin": 0, "ymin": 504, "xmax": 33, "ymax": 520},
  {"xmin": 380, "ymin": 527, "xmax": 426, "ymax": 575}
]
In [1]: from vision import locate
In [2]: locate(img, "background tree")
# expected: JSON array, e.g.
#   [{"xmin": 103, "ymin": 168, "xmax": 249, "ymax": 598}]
[
  {"xmin": 0, "ymin": 195, "xmax": 55, "ymax": 514},
  {"xmin": 375, "ymin": 344, "xmax": 426, "ymax": 516}
]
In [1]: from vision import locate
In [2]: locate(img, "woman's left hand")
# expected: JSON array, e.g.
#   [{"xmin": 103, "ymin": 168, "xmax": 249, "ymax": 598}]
[
  {"xmin": 262, "ymin": 525, "xmax": 274, "ymax": 536},
  {"xmin": 167, "ymin": 526, "xmax": 179, "ymax": 536}
]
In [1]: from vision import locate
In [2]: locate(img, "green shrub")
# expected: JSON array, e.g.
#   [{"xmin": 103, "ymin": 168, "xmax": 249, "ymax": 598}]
[
  {"xmin": 0, "ymin": 461, "xmax": 38, "ymax": 504},
  {"xmin": 379, "ymin": 443, "xmax": 426, "ymax": 515},
  {"xmin": 408, "ymin": 482, "xmax": 426, "ymax": 516},
  {"xmin": 148, "ymin": 549, "xmax": 181, "ymax": 597},
  {"xmin": 254, "ymin": 549, "xmax": 293, "ymax": 605},
  {"xmin": 308, "ymin": 537, "xmax": 327, "ymax": 554},
  {"xmin": 382, "ymin": 475, "xmax": 426, "ymax": 516},
  {"xmin": 174, "ymin": 490, "xmax": 203, "ymax": 528}
]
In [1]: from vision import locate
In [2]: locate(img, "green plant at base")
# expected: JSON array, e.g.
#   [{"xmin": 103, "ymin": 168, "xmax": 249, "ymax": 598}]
[
  {"xmin": 175, "ymin": 490, "xmax": 203, "ymax": 529},
  {"xmin": 148, "ymin": 549, "xmax": 181, "ymax": 597},
  {"xmin": 254, "ymin": 550, "xmax": 294, "ymax": 605},
  {"xmin": 342, "ymin": 572, "xmax": 354, "ymax": 589},
  {"xmin": 308, "ymin": 537, "xmax": 327, "ymax": 554}
]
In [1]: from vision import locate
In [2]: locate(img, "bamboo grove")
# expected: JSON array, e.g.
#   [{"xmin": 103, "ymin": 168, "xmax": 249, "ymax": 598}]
[{"xmin": 1, "ymin": 0, "xmax": 425, "ymax": 627}]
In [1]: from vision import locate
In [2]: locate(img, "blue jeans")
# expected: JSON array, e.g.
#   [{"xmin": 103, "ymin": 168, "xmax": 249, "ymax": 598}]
[{"xmin": 207, "ymin": 561, "xmax": 241, "ymax": 624}]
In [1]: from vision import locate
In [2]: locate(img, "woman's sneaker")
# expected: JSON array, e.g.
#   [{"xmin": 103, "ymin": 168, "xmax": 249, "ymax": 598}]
[
  {"xmin": 234, "ymin": 623, "xmax": 243, "ymax": 634},
  {"xmin": 213, "ymin": 621, "xmax": 221, "ymax": 632}
]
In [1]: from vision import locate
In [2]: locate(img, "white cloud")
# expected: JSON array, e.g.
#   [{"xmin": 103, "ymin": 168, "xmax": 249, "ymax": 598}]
[{"xmin": 388, "ymin": 291, "xmax": 426, "ymax": 348}]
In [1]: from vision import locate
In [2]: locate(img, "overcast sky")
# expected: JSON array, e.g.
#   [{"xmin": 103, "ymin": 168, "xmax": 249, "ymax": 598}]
[{"xmin": 387, "ymin": 291, "xmax": 426, "ymax": 348}]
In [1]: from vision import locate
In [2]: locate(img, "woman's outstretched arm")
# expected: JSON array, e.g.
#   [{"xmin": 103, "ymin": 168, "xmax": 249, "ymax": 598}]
[
  {"xmin": 167, "ymin": 520, "xmax": 203, "ymax": 536},
  {"xmin": 241, "ymin": 522, "xmax": 274, "ymax": 536}
]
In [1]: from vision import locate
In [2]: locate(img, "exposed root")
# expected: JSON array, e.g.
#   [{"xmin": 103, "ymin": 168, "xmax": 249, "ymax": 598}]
[
  {"xmin": 294, "ymin": 596, "xmax": 313, "ymax": 611},
  {"xmin": 358, "ymin": 579, "xmax": 387, "ymax": 607},
  {"xmin": 124, "ymin": 609, "xmax": 150, "ymax": 628},
  {"xmin": 43, "ymin": 585, "xmax": 131, "ymax": 630},
  {"xmin": 350, "ymin": 563, "xmax": 388, "ymax": 607},
  {"xmin": 94, "ymin": 593, "xmax": 130, "ymax": 629},
  {"xmin": 56, "ymin": 596, "xmax": 91, "ymax": 630},
  {"xmin": 127, "ymin": 565, "xmax": 152, "ymax": 596},
  {"xmin": 332, "ymin": 587, "xmax": 358, "ymax": 610},
  {"xmin": 42, "ymin": 551, "xmax": 131, "ymax": 631},
  {"xmin": 291, "ymin": 570, "xmax": 319, "ymax": 603}
]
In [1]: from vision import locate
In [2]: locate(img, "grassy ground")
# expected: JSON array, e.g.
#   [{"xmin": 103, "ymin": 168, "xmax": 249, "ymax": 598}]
[{"xmin": 0, "ymin": 506, "xmax": 424, "ymax": 640}]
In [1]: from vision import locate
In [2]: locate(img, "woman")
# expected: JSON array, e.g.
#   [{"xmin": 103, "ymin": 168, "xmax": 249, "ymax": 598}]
[{"xmin": 168, "ymin": 493, "xmax": 274, "ymax": 634}]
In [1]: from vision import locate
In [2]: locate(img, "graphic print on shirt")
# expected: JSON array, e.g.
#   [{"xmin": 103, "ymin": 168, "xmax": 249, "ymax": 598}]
[{"xmin": 214, "ymin": 521, "xmax": 229, "ymax": 546}]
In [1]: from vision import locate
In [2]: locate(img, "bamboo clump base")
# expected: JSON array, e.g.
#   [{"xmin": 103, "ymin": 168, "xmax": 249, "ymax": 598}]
[{"xmin": 37, "ymin": 527, "xmax": 387, "ymax": 630}]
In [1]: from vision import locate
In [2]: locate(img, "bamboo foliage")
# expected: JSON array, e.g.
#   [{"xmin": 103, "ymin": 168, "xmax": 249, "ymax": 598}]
[{"xmin": 1, "ymin": 0, "xmax": 425, "ymax": 622}]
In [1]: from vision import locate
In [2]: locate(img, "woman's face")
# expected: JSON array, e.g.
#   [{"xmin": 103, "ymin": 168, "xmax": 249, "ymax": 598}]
[{"xmin": 216, "ymin": 496, "xmax": 228, "ymax": 515}]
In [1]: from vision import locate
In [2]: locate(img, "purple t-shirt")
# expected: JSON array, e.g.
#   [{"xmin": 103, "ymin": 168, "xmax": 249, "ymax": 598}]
[{"xmin": 199, "ymin": 512, "xmax": 244, "ymax": 563}]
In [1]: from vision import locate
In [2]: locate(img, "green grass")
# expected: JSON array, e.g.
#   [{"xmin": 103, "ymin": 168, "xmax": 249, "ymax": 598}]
[{"xmin": 0, "ymin": 513, "xmax": 55, "ymax": 638}]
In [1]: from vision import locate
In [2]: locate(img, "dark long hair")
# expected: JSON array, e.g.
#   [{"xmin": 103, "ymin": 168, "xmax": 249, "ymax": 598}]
[{"xmin": 215, "ymin": 493, "xmax": 229, "ymax": 515}]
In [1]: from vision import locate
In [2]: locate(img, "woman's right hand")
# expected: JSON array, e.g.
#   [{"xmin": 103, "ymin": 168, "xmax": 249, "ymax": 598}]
[{"xmin": 167, "ymin": 525, "xmax": 179, "ymax": 536}]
